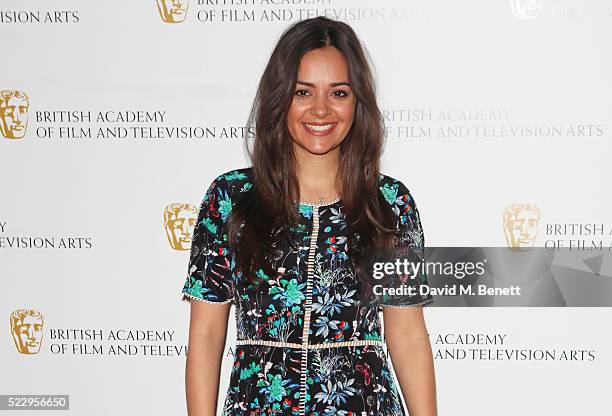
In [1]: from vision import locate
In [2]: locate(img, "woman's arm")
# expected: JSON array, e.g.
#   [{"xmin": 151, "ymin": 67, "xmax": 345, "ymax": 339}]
[
  {"xmin": 185, "ymin": 301, "xmax": 232, "ymax": 416},
  {"xmin": 383, "ymin": 307, "xmax": 437, "ymax": 416}
]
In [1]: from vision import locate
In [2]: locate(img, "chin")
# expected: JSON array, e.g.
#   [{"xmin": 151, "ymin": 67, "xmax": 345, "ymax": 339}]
[
  {"xmin": 306, "ymin": 149, "xmax": 332, "ymax": 155},
  {"xmin": 300, "ymin": 141, "xmax": 339, "ymax": 155}
]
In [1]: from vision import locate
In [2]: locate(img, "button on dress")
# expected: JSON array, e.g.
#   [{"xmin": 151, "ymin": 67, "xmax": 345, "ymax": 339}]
[{"xmin": 181, "ymin": 167, "xmax": 433, "ymax": 416}]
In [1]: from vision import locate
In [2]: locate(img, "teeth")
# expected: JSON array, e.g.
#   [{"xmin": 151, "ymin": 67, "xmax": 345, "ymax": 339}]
[{"xmin": 305, "ymin": 123, "xmax": 335, "ymax": 131}]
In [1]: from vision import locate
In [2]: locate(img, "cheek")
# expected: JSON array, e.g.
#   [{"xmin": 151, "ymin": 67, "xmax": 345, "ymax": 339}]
[
  {"xmin": 287, "ymin": 108, "xmax": 299, "ymax": 125},
  {"xmin": 334, "ymin": 101, "xmax": 356, "ymax": 123},
  {"xmin": 286, "ymin": 109, "xmax": 299, "ymax": 139},
  {"xmin": 287, "ymin": 104, "xmax": 307, "ymax": 133},
  {"xmin": 289, "ymin": 102, "xmax": 309, "ymax": 120}
]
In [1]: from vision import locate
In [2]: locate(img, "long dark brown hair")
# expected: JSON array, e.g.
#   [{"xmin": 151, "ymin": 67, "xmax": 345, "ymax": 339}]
[{"xmin": 227, "ymin": 16, "xmax": 397, "ymax": 291}]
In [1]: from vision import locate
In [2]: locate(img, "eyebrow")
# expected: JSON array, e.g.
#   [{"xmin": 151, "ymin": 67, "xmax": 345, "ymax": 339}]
[{"xmin": 297, "ymin": 80, "xmax": 351, "ymax": 87}]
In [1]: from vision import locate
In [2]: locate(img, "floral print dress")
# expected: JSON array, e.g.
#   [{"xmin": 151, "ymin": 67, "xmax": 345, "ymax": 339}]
[{"xmin": 181, "ymin": 167, "xmax": 433, "ymax": 416}]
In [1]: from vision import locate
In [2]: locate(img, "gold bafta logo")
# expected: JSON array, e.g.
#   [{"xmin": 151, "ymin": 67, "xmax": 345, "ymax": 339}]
[
  {"xmin": 0, "ymin": 90, "xmax": 29, "ymax": 139},
  {"xmin": 510, "ymin": 0, "xmax": 544, "ymax": 19},
  {"xmin": 164, "ymin": 203, "xmax": 197, "ymax": 250},
  {"xmin": 503, "ymin": 204, "xmax": 541, "ymax": 250},
  {"xmin": 156, "ymin": 0, "xmax": 189, "ymax": 23},
  {"xmin": 10, "ymin": 309, "xmax": 44, "ymax": 354}
]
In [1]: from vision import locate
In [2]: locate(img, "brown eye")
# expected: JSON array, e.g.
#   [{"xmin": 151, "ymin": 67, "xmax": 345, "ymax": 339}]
[
  {"xmin": 333, "ymin": 90, "xmax": 349, "ymax": 97},
  {"xmin": 295, "ymin": 89, "xmax": 309, "ymax": 97}
]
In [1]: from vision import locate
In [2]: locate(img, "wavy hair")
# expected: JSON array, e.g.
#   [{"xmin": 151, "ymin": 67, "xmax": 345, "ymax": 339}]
[{"xmin": 227, "ymin": 16, "xmax": 397, "ymax": 290}]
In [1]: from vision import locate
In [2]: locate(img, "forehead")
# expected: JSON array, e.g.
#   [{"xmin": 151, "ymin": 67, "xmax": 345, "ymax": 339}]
[{"xmin": 298, "ymin": 47, "xmax": 349, "ymax": 82}]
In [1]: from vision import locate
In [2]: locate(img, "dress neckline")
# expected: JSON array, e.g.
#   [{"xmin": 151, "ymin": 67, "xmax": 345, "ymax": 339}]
[{"xmin": 297, "ymin": 197, "xmax": 342, "ymax": 208}]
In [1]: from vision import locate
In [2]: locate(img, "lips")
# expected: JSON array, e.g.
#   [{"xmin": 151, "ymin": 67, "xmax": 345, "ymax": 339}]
[{"xmin": 302, "ymin": 122, "xmax": 338, "ymax": 137}]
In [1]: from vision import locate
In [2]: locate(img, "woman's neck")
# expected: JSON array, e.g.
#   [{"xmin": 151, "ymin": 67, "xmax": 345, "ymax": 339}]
[{"xmin": 294, "ymin": 147, "xmax": 340, "ymax": 202}]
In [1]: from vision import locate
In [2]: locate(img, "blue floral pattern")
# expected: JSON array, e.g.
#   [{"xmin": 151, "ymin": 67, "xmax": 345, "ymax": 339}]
[{"xmin": 181, "ymin": 167, "xmax": 433, "ymax": 415}]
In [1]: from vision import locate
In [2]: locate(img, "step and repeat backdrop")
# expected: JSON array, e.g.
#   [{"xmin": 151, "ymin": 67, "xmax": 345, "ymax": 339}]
[{"xmin": 2, "ymin": 0, "xmax": 611, "ymax": 415}]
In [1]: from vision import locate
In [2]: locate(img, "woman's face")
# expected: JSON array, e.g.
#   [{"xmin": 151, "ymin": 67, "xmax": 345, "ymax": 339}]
[{"xmin": 287, "ymin": 46, "xmax": 356, "ymax": 157}]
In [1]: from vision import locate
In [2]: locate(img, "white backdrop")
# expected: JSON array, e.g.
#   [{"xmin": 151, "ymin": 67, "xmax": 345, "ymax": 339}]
[{"xmin": 2, "ymin": 0, "xmax": 611, "ymax": 415}]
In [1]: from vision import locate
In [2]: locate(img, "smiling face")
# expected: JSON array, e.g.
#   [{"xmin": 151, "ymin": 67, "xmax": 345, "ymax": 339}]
[{"xmin": 287, "ymin": 46, "xmax": 356, "ymax": 158}]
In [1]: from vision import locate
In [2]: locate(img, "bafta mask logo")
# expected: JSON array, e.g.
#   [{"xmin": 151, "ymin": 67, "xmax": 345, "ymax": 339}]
[
  {"xmin": 10, "ymin": 309, "xmax": 44, "ymax": 354},
  {"xmin": 503, "ymin": 204, "xmax": 541, "ymax": 250},
  {"xmin": 164, "ymin": 203, "xmax": 198, "ymax": 250},
  {"xmin": 511, "ymin": 0, "xmax": 544, "ymax": 19},
  {"xmin": 157, "ymin": 0, "xmax": 189, "ymax": 23},
  {"xmin": 0, "ymin": 90, "xmax": 29, "ymax": 139}
]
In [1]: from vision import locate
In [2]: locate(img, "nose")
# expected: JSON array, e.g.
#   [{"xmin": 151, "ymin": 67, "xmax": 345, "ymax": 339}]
[
  {"xmin": 14, "ymin": 109, "xmax": 22, "ymax": 124},
  {"xmin": 310, "ymin": 94, "xmax": 330, "ymax": 118}
]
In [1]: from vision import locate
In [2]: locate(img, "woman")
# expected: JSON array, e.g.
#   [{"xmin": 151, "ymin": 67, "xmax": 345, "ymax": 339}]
[{"xmin": 181, "ymin": 16, "xmax": 437, "ymax": 416}]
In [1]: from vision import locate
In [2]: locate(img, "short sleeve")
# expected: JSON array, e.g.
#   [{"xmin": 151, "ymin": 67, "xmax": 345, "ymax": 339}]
[
  {"xmin": 180, "ymin": 177, "xmax": 235, "ymax": 305},
  {"xmin": 379, "ymin": 179, "xmax": 434, "ymax": 308}
]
